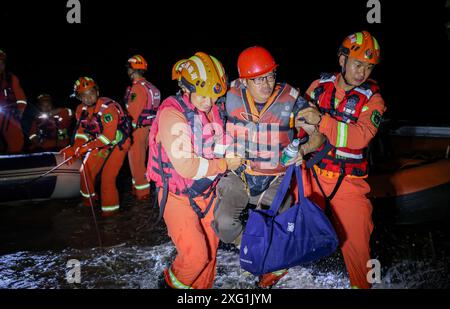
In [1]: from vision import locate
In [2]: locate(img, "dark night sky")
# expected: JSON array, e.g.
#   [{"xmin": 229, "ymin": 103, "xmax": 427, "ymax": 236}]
[{"xmin": 2, "ymin": 0, "xmax": 450, "ymax": 130}]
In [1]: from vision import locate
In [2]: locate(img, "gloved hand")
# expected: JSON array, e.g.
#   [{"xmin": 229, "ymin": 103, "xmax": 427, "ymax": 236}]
[
  {"xmin": 302, "ymin": 131, "xmax": 326, "ymax": 155},
  {"xmin": 74, "ymin": 144, "xmax": 91, "ymax": 159},
  {"xmin": 60, "ymin": 146, "xmax": 76, "ymax": 166},
  {"xmin": 296, "ymin": 107, "xmax": 322, "ymax": 126},
  {"xmin": 296, "ymin": 121, "xmax": 317, "ymax": 135}
]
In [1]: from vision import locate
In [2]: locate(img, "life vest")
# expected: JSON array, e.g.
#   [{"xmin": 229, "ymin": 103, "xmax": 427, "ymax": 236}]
[
  {"xmin": 0, "ymin": 72, "xmax": 16, "ymax": 109},
  {"xmin": 124, "ymin": 79, "xmax": 161, "ymax": 128},
  {"xmin": 78, "ymin": 97, "xmax": 132, "ymax": 149},
  {"xmin": 226, "ymin": 79, "xmax": 298, "ymax": 175},
  {"xmin": 309, "ymin": 73, "xmax": 380, "ymax": 177},
  {"xmin": 147, "ymin": 93, "xmax": 226, "ymax": 218}
]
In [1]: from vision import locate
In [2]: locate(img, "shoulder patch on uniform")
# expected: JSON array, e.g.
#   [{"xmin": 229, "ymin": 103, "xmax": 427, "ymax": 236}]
[
  {"xmin": 131, "ymin": 93, "xmax": 137, "ymax": 102},
  {"xmin": 103, "ymin": 113, "xmax": 113, "ymax": 123},
  {"xmin": 371, "ymin": 110, "xmax": 382, "ymax": 128}
]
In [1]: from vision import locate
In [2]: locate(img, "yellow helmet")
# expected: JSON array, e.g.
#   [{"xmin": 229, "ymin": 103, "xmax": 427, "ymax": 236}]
[{"xmin": 172, "ymin": 52, "xmax": 227, "ymax": 99}]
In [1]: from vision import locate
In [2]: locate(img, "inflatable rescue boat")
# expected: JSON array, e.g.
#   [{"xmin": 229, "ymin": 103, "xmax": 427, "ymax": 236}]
[
  {"xmin": 368, "ymin": 125, "xmax": 450, "ymax": 225},
  {"xmin": 0, "ymin": 152, "xmax": 81, "ymax": 205}
]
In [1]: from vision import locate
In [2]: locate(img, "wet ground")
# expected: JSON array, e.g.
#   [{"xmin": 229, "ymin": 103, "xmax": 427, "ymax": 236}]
[{"xmin": 1, "ymin": 167, "xmax": 449, "ymax": 289}]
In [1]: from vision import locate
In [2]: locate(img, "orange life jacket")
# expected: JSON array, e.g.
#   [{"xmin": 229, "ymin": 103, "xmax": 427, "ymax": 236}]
[
  {"xmin": 226, "ymin": 79, "xmax": 299, "ymax": 175},
  {"xmin": 77, "ymin": 97, "xmax": 132, "ymax": 149},
  {"xmin": 124, "ymin": 79, "xmax": 161, "ymax": 127},
  {"xmin": 309, "ymin": 73, "xmax": 380, "ymax": 177}
]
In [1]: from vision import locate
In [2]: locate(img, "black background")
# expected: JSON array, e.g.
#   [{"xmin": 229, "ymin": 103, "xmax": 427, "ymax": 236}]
[{"xmin": 1, "ymin": 0, "xmax": 450, "ymax": 125}]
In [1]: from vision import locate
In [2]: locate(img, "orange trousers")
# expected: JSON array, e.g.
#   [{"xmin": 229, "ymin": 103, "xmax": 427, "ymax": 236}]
[
  {"xmin": 305, "ymin": 169, "xmax": 374, "ymax": 289},
  {"xmin": 80, "ymin": 140, "xmax": 130, "ymax": 214},
  {"xmin": 0, "ymin": 112, "xmax": 24, "ymax": 153},
  {"xmin": 160, "ymin": 190, "xmax": 219, "ymax": 289},
  {"xmin": 128, "ymin": 127, "xmax": 150, "ymax": 198}
]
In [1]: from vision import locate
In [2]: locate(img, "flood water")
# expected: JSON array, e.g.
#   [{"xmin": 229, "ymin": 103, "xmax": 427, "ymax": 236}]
[{"xmin": 1, "ymin": 167, "xmax": 449, "ymax": 289}]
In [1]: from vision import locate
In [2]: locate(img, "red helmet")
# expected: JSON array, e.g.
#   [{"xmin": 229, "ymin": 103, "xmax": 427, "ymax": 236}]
[
  {"xmin": 237, "ymin": 46, "xmax": 278, "ymax": 78},
  {"xmin": 128, "ymin": 54, "xmax": 148, "ymax": 70}
]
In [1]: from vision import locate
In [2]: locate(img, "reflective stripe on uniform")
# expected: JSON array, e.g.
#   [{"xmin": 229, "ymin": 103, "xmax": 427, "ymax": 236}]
[
  {"xmin": 111, "ymin": 130, "xmax": 123, "ymax": 145},
  {"xmin": 354, "ymin": 87, "xmax": 373, "ymax": 100},
  {"xmin": 168, "ymin": 268, "xmax": 192, "ymax": 289},
  {"xmin": 16, "ymin": 100, "xmax": 27, "ymax": 105},
  {"xmin": 29, "ymin": 134, "xmax": 37, "ymax": 140},
  {"xmin": 192, "ymin": 157, "xmax": 209, "ymax": 180},
  {"xmin": 75, "ymin": 133, "xmax": 89, "ymax": 142},
  {"xmin": 134, "ymin": 182, "xmax": 150, "ymax": 190},
  {"xmin": 336, "ymin": 122, "xmax": 348, "ymax": 148},
  {"xmin": 98, "ymin": 134, "xmax": 111, "ymax": 145},
  {"xmin": 80, "ymin": 191, "xmax": 96, "ymax": 198},
  {"xmin": 335, "ymin": 149, "xmax": 363, "ymax": 159},
  {"xmin": 102, "ymin": 205, "xmax": 120, "ymax": 212},
  {"xmin": 320, "ymin": 75, "xmax": 336, "ymax": 84}
]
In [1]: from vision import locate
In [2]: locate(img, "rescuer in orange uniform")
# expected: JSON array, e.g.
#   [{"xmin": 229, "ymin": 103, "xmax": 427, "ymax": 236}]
[
  {"xmin": 61, "ymin": 77, "xmax": 131, "ymax": 217},
  {"xmin": 0, "ymin": 49, "xmax": 27, "ymax": 153},
  {"xmin": 124, "ymin": 55, "xmax": 161, "ymax": 200},
  {"xmin": 296, "ymin": 31, "xmax": 386, "ymax": 289},
  {"xmin": 29, "ymin": 93, "xmax": 74, "ymax": 152},
  {"xmin": 146, "ymin": 52, "xmax": 242, "ymax": 289}
]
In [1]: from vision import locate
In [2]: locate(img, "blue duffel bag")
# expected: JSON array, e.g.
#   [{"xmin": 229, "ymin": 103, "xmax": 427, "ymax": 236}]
[{"xmin": 240, "ymin": 164, "xmax": 339, "ymax": 275}]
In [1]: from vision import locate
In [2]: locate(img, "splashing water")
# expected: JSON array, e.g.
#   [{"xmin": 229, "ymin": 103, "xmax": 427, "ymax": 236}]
[
  {"xmin": 1, "ymin": 241, "xmax": 449, "ymax": 289},
  {"xmin": 1, "ymin": 173, "xmax": 449, "ymax": 289}
]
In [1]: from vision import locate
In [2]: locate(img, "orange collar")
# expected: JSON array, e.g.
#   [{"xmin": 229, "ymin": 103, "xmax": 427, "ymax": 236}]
[{"xmin": 244, "ymin": 84, "xmax": 281, "ymax": 121}]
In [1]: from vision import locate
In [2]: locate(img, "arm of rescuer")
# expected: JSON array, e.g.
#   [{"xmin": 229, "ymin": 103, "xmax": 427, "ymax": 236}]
[
  {"xmin": 11, "ymin": 74, "xmax": 27, "ymax": 118},
  {"xmin": 126, "ymin": 82, "xmax": 147, "ymax": 129},
  {"xmin": 285, "ymin": 93, "xmax": 326, "ymax": 166},
  {"xmin": 157, "ymin": 107, "xmax": 242, "ymax": 180},
  {"xmin": 60, "ymin": 104, "xmax": 86, "ymax": 163},
  {"xmin": 294, "ymin": 94, "xmax": 327, "ymax": 155},
  {"xmin": 298, "ymin": 79, "xmax": 387, "ymax": 150}
]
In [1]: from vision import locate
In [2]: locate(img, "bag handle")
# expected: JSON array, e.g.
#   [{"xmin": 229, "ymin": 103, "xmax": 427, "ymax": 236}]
[
  {"xmin": 269, "ymin": 164, "xmax": 305, "ymax": 216},
  {"xmin": 268, "ymin": 165, "xmax": 305, "ymax": 216}
]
